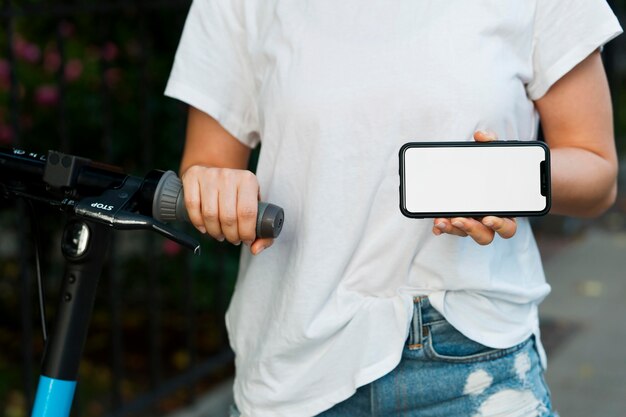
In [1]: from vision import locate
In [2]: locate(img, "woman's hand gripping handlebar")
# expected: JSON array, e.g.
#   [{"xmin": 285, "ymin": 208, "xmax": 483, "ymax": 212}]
[
  {"xmin": 0, "ymin": 148, "xmax": 284, "ymax": 255},
  {"xmin": 153, "ymin": 170, "xmax": 284, "ymax": 254}
]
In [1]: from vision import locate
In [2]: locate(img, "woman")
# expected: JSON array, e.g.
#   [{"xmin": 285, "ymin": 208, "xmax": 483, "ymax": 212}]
[{"xmin": 165, "ymin": 1, "xmax": 622, "ymax": 416}]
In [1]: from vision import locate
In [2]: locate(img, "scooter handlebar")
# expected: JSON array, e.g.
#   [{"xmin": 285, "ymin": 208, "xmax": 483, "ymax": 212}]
[
  {"xmin": 0, "ymin": 148, "xmax": 284, "ymax": 240},
  {"xmin": 152, "ymin": 170, "xmax": 284, "ymax": 239}
]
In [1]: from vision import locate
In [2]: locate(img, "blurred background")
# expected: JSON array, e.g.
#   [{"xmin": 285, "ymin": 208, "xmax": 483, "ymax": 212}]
[{"xmin": 0, "ymin": 1, "xmax": 625, "ymax": 416}]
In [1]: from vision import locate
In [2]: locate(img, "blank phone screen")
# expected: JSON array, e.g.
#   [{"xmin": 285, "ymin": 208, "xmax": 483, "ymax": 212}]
[{"xmin": 401, "ymin": 143, "xmax": 549, "ymax": 216}]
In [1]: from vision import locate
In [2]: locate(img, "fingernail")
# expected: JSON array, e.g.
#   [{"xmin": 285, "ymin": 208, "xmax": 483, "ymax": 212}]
[
  {"xmin": 255, "ymin": 245, "xmax": 267, "ymax": 255},
  {"xmin": 216, "ymin": 235, "xmax": 225, "ymax": 242},
  {"xmin": 234, "ymin": 241, "xmax": 241, "ymax": 246},
  {"xmin": 244, "ymin": 240, "xmax": 253, "ymax": 247},
  {"xmin": 483, "ymin": 219, "xmax": 494, "ymax": 227},
  {"xmin": 452, "ymin": 220, "xmax": 464, "ymax": 229},
  {"xmin": 198, "ymin": 226, "xmax": 206, "ymax": 234},
  {"xmin": 433, "ymin": 227, "xmax": 442, "ymax": 236},
  {"xmin": 478, "ymin": 130, "xmax": 496, "ymax": 140},
  {"xmin": 435, "ymin": 222, "xmax": 446, "ymax": 230}
]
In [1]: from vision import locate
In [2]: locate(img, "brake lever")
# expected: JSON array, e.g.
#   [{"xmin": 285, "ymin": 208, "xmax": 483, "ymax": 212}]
[
  {"xmin": 72, "ymin": 175, "xmax": 200, "ymax": 254},
  {"xmin": 109, "ymin": 210, "xmax": 200, "ymax": 254}
]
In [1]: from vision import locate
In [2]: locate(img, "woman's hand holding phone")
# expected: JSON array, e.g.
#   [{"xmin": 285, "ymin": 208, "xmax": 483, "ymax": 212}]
[{"xmin": 431, "ymin": 130, "xmax": 518, "ymax": 245}]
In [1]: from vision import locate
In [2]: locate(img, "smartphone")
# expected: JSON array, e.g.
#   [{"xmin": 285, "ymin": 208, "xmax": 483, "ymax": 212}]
[{"xmin": 399, "ymin": 141, "xmax": 551, "ymax": 218}]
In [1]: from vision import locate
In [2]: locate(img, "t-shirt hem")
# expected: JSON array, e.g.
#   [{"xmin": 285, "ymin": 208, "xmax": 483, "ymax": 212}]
[
  {"xmin": 428, "ymin": 291, "xmax": 547, "ymax": 369},
  {"xmin": 527, "ymin": 28, "xmax": 622, "ymax": 100},
  {"xmin": 164, "ymin": 80, "xmax": 259, "ymax": 148},
  {"xmin": 235, "ymin": 347, "xmax": 405, "ymax": 417},
  {"xmin": 428, "ymin": 291, "xmax": 537, "ymax": 350}
]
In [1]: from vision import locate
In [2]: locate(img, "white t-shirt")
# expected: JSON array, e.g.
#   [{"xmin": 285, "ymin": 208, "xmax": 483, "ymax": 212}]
[{"xmin": 165, "ymin": 1, "xmax": 622, "ymax": 416}]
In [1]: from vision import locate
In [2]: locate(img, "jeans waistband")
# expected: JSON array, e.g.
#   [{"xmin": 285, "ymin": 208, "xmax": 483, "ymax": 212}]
[{"xmin": 407, "ymin": 296, "xmax": 445, "ymax": 347}]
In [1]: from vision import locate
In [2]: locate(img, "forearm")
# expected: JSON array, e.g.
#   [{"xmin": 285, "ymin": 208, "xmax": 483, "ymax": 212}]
[
  {"xmin": 179, "ymin": 106, "xmax": 251, "ymax": 175},
  {"xmin": 549, "ymin": 146, "xmax": 617, "ymax": 217},
  {"xmin": 177, "ymin": 106, "xmax": 268, "ymax": 250},
  {"xmin": 536, "ymin": 51, "xmax": 618, "ymax": 218}
]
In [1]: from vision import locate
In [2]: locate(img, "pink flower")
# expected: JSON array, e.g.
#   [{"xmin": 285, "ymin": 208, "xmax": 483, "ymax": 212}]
[
  {"xmin": 14, "ymin": 37, "xmax": 40, "ymax": 63},
  {"xmin": 101, "ymin": 42, "xmax": 119, "ymax": 62},
  {"xmin": 0, "ymin": 59, "xmax": 9, "ymax": 78},
  {"xmin": 64, "ymin": 59, "xmax": 83, "ymax": 82},
  {"xmin": 35, "ymin": 85, "xmax": 59, "ymax": 107},
  {"xmin": 0, "ymin": 124, "xmax": 14, "ymax": 145},
  {"xmin": 0, "ymin": 59, "xmax": 9, "ymax": 91},
  {"xmin": 23, "ymin": 44, "xmax": 41, "ymax": 63},
  {"xmin": 162, "ymin": 239, "xmax": 182, "ymax": 257},
  {"xmin": 44, "ymin": 50, "xmax": 61, "ymax": 73}
]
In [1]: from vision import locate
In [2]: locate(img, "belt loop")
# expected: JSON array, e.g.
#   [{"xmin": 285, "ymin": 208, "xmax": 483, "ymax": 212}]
[
  {"xmin": 416, "ymin": 297, "xmax": 423, "ymax": 343},
  {"xmin": 410, "ymin": 297, "xmax": 424, "ymax": 347}
]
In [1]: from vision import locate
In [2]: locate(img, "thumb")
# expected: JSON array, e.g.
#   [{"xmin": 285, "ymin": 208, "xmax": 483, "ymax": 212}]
[
  {"xmin": 251, "ymin": 238, "xmax": 274, "ymax": 255},
  {"xmin": 473, "ymin": 130, "xmax": 498, "ymax": 142}
]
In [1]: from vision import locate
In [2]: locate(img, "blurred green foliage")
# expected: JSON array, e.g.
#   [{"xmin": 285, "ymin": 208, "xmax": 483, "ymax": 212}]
[
  {"xmin": 0, "ymin": 4, "xmax": 188, "ymax": 170},
  {"xmin": 0, "ymin": 2, "xmax": 244, "ymax": 415}
]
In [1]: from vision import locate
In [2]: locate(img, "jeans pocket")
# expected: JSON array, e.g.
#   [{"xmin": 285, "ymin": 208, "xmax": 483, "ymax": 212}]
[{"xmin": 424, "ymin": 319, "xmax": 530, "ymax": 363}]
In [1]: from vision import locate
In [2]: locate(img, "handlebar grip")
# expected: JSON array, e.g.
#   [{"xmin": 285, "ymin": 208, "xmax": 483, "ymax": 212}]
[{"xmin": 152, "ymin": 171, "xmax": 284, "ymax": 239}]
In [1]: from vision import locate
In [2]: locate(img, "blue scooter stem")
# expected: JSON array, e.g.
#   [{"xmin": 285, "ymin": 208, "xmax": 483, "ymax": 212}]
[{"xmin": 31, "ymin": 377, "xmax": 76, "ymax": 417}]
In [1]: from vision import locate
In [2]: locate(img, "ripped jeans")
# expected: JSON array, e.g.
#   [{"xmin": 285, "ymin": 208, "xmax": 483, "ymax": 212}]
[{"xmin": 316, "ymin": 296, "xmax": 557, "ymax": 417}]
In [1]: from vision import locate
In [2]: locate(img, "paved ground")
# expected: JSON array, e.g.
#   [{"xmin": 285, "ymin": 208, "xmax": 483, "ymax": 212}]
[
  {"xmin": 168, "ymin": 379, "xmax": 233, "ymax": 417},
  {"xmin": 169, "ymin": 226, "xmax": 626, "ymax": 417},
  {"xmin": 538, "ymin": 228, "xmax": 626, "ymax": 417}
]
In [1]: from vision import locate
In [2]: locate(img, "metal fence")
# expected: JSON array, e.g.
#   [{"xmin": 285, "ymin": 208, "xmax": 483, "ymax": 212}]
[{"xmin": 1, "ymin": 1, "xmax": 239, "ymax": 416}]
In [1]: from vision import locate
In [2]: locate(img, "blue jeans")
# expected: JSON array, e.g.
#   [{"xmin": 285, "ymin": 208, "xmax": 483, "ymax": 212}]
[{"xmin": 231, "ymin": 297, "xmax": 557, "ymax": 417}]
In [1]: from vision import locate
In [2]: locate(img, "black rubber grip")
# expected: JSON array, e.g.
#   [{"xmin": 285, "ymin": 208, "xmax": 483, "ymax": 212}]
[{"xmin": 152, "ymin": 171, "xmax": 284, "ymax": 239}]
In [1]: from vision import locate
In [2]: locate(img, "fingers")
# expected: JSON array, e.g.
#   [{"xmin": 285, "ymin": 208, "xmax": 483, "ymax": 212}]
[
  {"xmin": 182, "ymin": 166, "xmax": 266, "ymax": 253},
  {"xmin": 432, "ymin": 216, "xmax": 517, "ymax": 245},
  {"xmin": 433, "ymin": 218, "xmax": 468, "ymax": 237},
  {"xmin": 251, "ymin": 237, "xmax": 274, "ymax": 255},
  {"xmin": 237, "ymin": 171, "xmax": 260, "ymax": 246},
  {"xmin": 182, "ymin": 166, "xmax": 210, "ymax": 235},
  {"xmin": 218, "ymin": 173, "xmax": 240, "ymax": 244},
  {"xmin": 215, "ymin": 169, "xmax": 259, "ymax": 246},
  {"xmin": 482, "ymin": 216, "xmax": 517, "ymax": 239},
  {"xmin": 473, "ymin": 130, "xmax": 498, "ymax": 142},
  {"xmin": 430, "ymin": 129, "xmax": 509, "ymax": 245},
  {"xmin": 449, "ymin": 218, "xmax": 495, "ymax": 245}
]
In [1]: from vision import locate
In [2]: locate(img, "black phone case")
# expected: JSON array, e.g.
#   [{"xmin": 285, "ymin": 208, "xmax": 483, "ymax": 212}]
[{"xmin": 399, "ymin": 141, "xmax": 551, "ymax": 218}]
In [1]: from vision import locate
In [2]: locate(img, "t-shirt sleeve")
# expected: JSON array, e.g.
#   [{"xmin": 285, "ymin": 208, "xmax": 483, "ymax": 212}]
[
  {"xmin": 527, "ymin": 0, "xmax": 623, "ymax": 100},
  {"xmin": 165, "ymin": 0, "xmax": 260, "ymax": 147}
]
